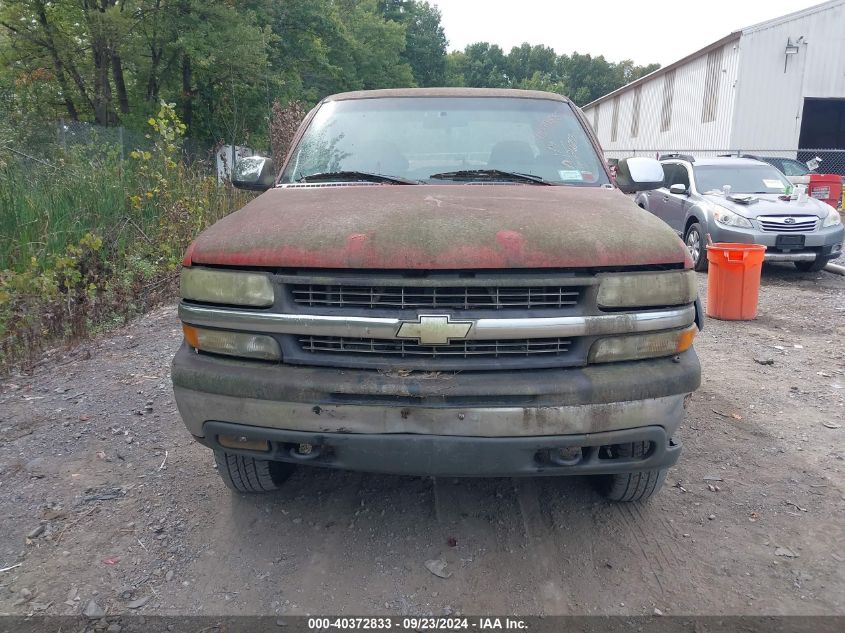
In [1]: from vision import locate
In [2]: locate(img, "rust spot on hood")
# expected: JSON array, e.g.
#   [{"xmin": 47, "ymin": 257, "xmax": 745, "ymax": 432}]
[{"xmin": 187, "ymin": 185, "xmax": 691, "ymax": 270}]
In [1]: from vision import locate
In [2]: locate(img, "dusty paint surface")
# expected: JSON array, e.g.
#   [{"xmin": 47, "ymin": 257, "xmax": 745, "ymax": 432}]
[{"xmin": 188, "ymin": 185, "xmax": 691, "ymax": 270}]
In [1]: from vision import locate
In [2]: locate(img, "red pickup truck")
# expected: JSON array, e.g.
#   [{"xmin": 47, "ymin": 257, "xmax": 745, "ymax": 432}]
[{"xmin": 172, "ymin": 88, "xmax": 702, "ymax": 502}]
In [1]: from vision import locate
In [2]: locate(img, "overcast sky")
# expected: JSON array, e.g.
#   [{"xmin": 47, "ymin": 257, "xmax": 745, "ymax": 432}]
[{"xmin": 434, "ymin": 0, "xmax": 824, "ymax": 66}]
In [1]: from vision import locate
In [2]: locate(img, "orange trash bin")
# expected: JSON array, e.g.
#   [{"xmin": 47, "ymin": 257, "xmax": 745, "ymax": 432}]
[{"xmin": 705, "ymin": 243, "xmax": 766, "ymax": 320}]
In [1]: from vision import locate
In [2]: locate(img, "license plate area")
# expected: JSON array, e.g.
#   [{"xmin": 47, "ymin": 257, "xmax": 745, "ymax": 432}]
[{"xmin": 776, "ymin": 234, "xmax": 805, "ymax": 249}]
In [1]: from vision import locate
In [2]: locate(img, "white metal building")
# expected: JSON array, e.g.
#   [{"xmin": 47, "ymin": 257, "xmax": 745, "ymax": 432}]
[{"xmin": 582, "ymin": 0, "xmax": 845, "ymax": 158}]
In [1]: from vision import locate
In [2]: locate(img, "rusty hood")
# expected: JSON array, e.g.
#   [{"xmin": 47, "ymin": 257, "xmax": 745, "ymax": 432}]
[{"xmin": 187, "ymin": 185, "xmax": 691, "ymax": 269}]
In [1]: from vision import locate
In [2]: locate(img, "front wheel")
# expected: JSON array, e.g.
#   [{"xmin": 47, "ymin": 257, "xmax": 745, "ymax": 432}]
[
  {"xmin": 213, "ymin": 450, "xmax": 295, "ymax": 494},
  {"xmin": 684, "ymin": 223, "xmax": 708, "ymax": 272},
  {"xmin": 794, "ymin": 257, "xmax": 828, "ymax": 272},
  {"xmin": 592, "ymin": 442, "xmax": 668, "ymax": 502}
]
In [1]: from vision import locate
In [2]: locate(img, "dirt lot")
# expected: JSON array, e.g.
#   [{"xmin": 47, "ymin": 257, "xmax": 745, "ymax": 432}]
[{"xmin": 1, "ymin": 264, "xmax": 844, "ymax": 618}]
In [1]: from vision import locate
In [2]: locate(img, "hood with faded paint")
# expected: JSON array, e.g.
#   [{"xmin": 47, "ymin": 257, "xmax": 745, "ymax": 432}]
[
  {"xmin": 702, "ymin": 192, "xmax": 831, "ymax": 219},
  {"xmin": 187, "ymin": 185, "xmax": 691, "ymax": 270}
]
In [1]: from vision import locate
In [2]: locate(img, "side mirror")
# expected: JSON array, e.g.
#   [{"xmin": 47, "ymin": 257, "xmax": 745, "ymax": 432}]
[
  {"xmin": 232, "ymin": 156, "xmax": 276, "ymax": 191},
  {"xmin": 615, "ymin": 157, "xmax": 665, "ymax": 194},
  {"xmin": 669, "ymin": 183, "xmax": 688, "ymax": 195}
]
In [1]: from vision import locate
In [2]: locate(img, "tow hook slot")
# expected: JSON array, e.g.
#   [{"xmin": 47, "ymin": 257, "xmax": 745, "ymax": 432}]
[
  {"xmin": 545, "ymin": 446, "xmax": 584, "ymax": 467},
  {"xmin": 288, "ymin": 442, "xmax": 324, "ymax": 461}
]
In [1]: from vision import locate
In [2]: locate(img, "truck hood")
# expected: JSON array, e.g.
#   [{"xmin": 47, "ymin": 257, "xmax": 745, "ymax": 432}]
[
  {"xmin": 703, "ymin": 192, "xmax": 831, "ymax": 219},
  {"xmin": 188, "ymin": 185, "xmax": 691, "ymax": 269}
]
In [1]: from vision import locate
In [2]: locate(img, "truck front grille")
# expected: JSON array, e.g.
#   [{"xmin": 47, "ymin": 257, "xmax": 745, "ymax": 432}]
[
  {"xmin": 291, "ymin": 283, "xmax": 581, "ymax": 310},
  {"xmin": 758, "ymin": 216, "xmax": 818, "ymax": 233},
  {"xmin": 298, "ymin": 336, "xmax": 573, "ymax": 359}
]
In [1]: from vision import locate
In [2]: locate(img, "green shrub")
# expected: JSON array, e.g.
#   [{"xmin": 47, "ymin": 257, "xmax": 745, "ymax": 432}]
[{"xmin": 0, "ymin": 102, "xmax": 252, "ymax": 372}]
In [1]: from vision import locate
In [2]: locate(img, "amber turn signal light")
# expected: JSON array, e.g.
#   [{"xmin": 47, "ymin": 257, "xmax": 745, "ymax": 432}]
[
  {"xmin": 182, "ymin": 324, "xmax": 200, "ymax": 349},
  {"xmin": 218, "ymin": 435, "xmax": 270, "ymax": 452}
]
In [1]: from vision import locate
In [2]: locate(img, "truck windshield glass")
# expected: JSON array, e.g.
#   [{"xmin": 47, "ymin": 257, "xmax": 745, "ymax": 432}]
[
  {"xmin": 281, "ymin": 97, "xmax": 609, "ymax": 186},
  {"xmin": 777, "ymin": 159, "xmax": 811, "ymax": 177},
  {"xmin": 694, "ymin": 165, "xmax": 792, "ymax": 194}
]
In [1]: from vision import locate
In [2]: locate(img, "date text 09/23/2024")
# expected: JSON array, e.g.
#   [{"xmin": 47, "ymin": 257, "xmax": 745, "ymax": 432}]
[{"xmin": 307, "ymin": 617, "xmax": 528, "ymax": 630}]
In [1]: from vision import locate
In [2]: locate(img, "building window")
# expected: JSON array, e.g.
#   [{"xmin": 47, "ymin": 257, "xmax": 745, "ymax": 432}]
[
  {"xmin": 593, "ymin": 104, "xmax": 600, "ymax": 134},
  {"xmin": 661, "ymin": 70, "xmax": 675, "ymax": 132},
  {"xmin": 701, "ymin": 48, "xmax": 722, "ymax": 123},
  {"xmin": 630, "ymin": 86, "xmax": 642, "ymax": 138},
  {"xmin": 611, "ymin": 96, "xmax": 620, "ymax": 142}
]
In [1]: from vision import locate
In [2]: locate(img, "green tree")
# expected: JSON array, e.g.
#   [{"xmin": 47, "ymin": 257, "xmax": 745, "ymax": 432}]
[
  {"xmin": 379, "ymin": 0, "xmax": 447, "ymax": 87},
  {"xmin": 507, "ymin": 43, "xmax": 557, "ymax": 85},
  {"xmin": 337, "ymin": 0, "xmax": 414, "ymax": 89},
  {"xmin": 459, "ymin": 42, "xmax": 508, "ymax": 88},
  {"xmin": 0, "ymin": 0, "xmax": 272, "ymax": 140},
  {"xmin": 444, "ymin": 51, "xmax": 466, "ymax": 87}
]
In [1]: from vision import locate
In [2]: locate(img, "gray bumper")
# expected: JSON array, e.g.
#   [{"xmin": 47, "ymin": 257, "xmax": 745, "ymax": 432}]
[
  {"xmin": 172, "ymin": 344, "xmax": 700, "ymax": 436},
  {"xmin": 197, "ymin": 421, "xmax": 681, "ymax": 477},
  {"xmin": 173, "ymin": 345, "xmax": 699, "ymax": 477},
  {"xmin": 708, "ymin": 223, "xmax": 844, "ymax": 260}
]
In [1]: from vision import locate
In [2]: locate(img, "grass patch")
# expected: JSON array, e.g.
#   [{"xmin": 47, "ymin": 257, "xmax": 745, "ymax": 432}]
[{"xmin": 0, "ymin": 103, "xmax": 252, "ymax": 372}]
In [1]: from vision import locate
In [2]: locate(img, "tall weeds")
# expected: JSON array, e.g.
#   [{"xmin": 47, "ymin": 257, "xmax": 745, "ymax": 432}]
[{"xmin": 0, "ymin": 103, "xmax": 252, "ymax": 372}]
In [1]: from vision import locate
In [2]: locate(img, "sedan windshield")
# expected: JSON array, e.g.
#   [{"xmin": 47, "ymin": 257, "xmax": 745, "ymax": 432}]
[
  {"xmin": 694, "ymin": 165, "xmax": 792, "ymax": 194},
  {"xmin": 280, "ymin": 97, "xmax": 609, "ymax": 186}
]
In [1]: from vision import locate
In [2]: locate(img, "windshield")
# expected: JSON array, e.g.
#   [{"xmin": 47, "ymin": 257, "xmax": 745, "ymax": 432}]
[
  {"xmin": 280, "ymin": 97, "xmax": 609, "ymax": 186},
  {"xmin": 777, "ymin": 159, "xmax": 811, "ymax": 177},
  {"xmin": 694, "ymin": 165, "xmax": 792, "ymax": 194}
]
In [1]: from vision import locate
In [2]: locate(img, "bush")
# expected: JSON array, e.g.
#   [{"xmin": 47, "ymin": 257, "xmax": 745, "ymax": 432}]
[{"xmin": 0, "ymin": 102, "xmax": 253, "ymax": 372}]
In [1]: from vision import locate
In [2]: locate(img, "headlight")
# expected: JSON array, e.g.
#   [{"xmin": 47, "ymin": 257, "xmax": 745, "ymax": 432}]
[
  {"xmin": 182, "ymin": 325, "xmax": 281, "ymax": 360},
  {"xmin": 822, "ymin": 206, "xmax": 842, "ymax": 227},
  {"xmin": 712, "ymin": 206, "xmax": 753, "ymax": 229},
  {"xmin": 589, "ymin": 325, "xmax": 697, "ymax": 363},
  {"xmin": 181, "ymin": 267, "xmax": 274, "ymax": 307},
  {"xmin": 597, "ymin": 271, "xmax": 697, "ymax": 308}
]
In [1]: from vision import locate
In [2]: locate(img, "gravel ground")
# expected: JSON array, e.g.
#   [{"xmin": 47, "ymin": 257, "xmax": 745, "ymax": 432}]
[{"xmin": 0, "ymin": 263, "xmax": 843, "ymax": 619}]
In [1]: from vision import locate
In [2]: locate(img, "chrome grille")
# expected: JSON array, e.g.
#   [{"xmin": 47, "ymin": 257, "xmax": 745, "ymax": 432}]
[
  {"xmin": 298, "ymin": 336, "xmax": 572, "ymax": 359},
  {"xmin": 758, "ymin": 216, "xmax": 818, "ymax": 233},
  {"xmin": 291, "ymin": 284, "xmax": 581, "ymax": 310}
]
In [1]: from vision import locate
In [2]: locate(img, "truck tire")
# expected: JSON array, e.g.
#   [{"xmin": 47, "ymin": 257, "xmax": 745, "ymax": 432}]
[
  {"xmin": 684, "ymin": 223, "xmax": 708, "ymax": 272},
  {"xmin": 593, "ymin": 442, "xmax": 668, "ymax": 502},
  {"xmin": 794, "ymin": 258, "xmax": 827, "ymax": 272},
  {"xmin": 213, "ymin": 450, "xmax": 294, "ymax": 493}
]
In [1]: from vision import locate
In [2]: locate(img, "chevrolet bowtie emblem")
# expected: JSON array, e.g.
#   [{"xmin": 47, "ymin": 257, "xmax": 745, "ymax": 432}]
[{"xmin": 396, "ymin": 315, "xmax": 473, "ymax": 346}]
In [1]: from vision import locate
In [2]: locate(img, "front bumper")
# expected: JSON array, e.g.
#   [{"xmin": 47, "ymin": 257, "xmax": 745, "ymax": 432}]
[
  {"xmin": 708, "ymin": 223, "xmax": 844, "ymax": 261},
  {"xmin": 197, "ymin": 421, "xmax": 681, "ymax": 477},
  {"xmin": 172, "ymin": 344, "xmax": 700, "ymax": 437}
]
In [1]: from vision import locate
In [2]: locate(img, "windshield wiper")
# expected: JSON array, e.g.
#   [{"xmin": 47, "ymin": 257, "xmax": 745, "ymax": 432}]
[
  {"xmin": 428, "ymin": 169, "xmax": 551, "ymax": 185},
  {"xmin": 297, "ymin": 171, "xmax": 418, "ymax": 185}
]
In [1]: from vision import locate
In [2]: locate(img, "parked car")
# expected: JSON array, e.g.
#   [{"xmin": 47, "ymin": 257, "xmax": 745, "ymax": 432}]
[
  {"xmin": 173, "ymin": 88, "xmax": 703, "ymax": 502},
  {"xmin": 744, "ymin": 154, "xmax": 843, "ymax": 210},
  {"xmin": 635, "ymin": 155, "xmax": 844, "ymax": 272}
]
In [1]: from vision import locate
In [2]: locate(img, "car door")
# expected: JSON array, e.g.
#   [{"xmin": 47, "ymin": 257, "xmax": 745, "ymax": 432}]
[
  {"xmin": 661, "ymin": 163, "xmax": 692, "ymax": 234},
  {"xmin": 643, "ymin": 163, "xmax": 673, "ymax": 224}
]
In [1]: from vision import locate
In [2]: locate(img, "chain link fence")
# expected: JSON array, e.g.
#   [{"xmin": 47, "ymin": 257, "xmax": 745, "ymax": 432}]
[{"xmin": 1, "ymin": 119, "xmax": 218, "ymax": 171}]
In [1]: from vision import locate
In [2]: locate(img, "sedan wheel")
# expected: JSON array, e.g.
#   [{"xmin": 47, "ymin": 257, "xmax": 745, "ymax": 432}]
[{"xmin": 684, "ymin": 223, "xmax": 708, "ymax": 272}]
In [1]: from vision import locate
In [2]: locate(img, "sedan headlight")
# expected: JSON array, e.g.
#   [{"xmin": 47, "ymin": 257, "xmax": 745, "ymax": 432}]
[
  {"xmin": 822, "ymin": 206, "xmax": 842, "ymax": 227},
  {"xmin": 180, "ymin": 267, "xmax": 274, "ymax": 307},
  {"xmin": 598, "ymin": 270, "xmax": 697, "ymax": 308},
  {"xmin": 712, "ymin": 206, "xmax": 753, "ymax": 229},
  {"xmin": 589, "ymin": 325, "xmax": 697, "ymax": 363},
  {"xmin": 182, "ymin": 325, "xmax": 281, "ymax": 360}
]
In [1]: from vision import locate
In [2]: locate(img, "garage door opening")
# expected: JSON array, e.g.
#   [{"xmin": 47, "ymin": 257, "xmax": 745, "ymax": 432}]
[{"xmin": 798, "ymin": 98, "xmax": 845, "ymax": 176}]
